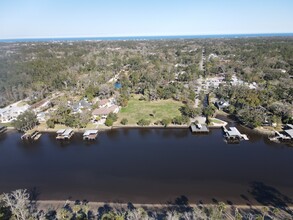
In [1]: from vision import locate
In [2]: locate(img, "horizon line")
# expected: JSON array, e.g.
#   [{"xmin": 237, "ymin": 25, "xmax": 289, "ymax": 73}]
[{"xmin": 1, "ymin": 32, "xmax": 293, "ymax": 41}]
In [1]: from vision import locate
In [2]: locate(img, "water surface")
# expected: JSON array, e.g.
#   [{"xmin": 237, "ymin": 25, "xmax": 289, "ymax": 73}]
[{"xmin": 0, "ymin": 127, "xmax": 292, "ymax": 205}]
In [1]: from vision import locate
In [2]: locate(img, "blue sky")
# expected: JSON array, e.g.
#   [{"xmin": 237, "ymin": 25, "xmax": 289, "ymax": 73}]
[{"xmin": 0, "ymin": 0, "xmax": 293, "ymax": 39}]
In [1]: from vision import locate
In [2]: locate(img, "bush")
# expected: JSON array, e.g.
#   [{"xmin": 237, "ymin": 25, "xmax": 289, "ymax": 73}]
[
  {"xmin": 172, "ymin": 115, "xmax": 190, "ymax": 125},
  {"xmin": 161, "ymin": 118, "xmax": 171, "ymax": 127},
  {"xmin": 105, "ymin": 118, "xmax": 114, "ymax": 127},
  {"xmin": 120, "ymin": 118, "xmax": 128, "ymax": 125},
  {"xmin": 46, "ymin": 118, "xmax": 55, "ymax": 128},
  {"xmin": 137, "ymin": 119, "xmax": 150, "ymax": 126}
]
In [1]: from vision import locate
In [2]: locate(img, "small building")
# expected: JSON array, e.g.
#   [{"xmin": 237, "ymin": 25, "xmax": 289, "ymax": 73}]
[
  {"xmin": 56, "ymin": 129, "xmax": 74, "ymax": 140},
  {"xmin": 284, "ymin": 129, "xmax": 293, "ymax": 140},
  {"xmin": 21, "ymin": 130, "xmax": 42, "ymax": 141},
  {"xmin": 190, "ymin": 123, "xmax": 209, "ymax": 133},
  {"xmin": 83, "ymin": 130, "xmax": 98, "ymax": 140},
  {"xmin": 222, "ymin": 126, "xmax": 249, "ymax": 141},
  {"xmin": 0, "ymin": 126, "xmax": 7, "ymax": 134},
  {"xmin": 215, "ymin": 99, "xmax": 230, "ymax": 110}
]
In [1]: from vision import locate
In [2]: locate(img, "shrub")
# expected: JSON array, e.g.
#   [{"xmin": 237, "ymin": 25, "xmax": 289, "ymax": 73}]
[
  {"xmin": 120, "ymin": 118, "xmax": 128, "ymax": 125},
  {"xmin": 161, "ymin": 118, "xmax": 171, "ymax": 127},
  {"xmin": 137, "ymin": 119, "xmax": 150, "ymax": 126},
  {"xmin": 108, "ymin": 112, "xmax": 118, "ymax": 122}
]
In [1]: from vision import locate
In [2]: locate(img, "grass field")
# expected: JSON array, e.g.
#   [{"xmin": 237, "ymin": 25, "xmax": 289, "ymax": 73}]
[{"xmin": 115, "ymin": 95, "xmax": 183, "ymax": 125}]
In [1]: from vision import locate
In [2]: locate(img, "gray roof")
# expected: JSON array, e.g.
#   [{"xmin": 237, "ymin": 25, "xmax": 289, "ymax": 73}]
[
  {"xmin": 284, "ymin": 129, "xmax": 293, "ymax": 138},
  {"xmin": 226, "ymin": 127, "xmax": 242, "ymax": 136}
]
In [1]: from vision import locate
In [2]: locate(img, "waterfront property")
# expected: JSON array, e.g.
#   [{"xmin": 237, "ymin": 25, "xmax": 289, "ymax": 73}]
[
  {"xmin": 56, "ymin": 129, "xmax": 74, "ymax": 140},
  {"xmin": 83, "ymin": 130, "xmax": 98, "ymax": 140},
  {"xmin": 190, "ymin": 123, "xmax": 209, "ymax": 133},
  {"xmin": 0, "ymin": 101, "xmax": 30, "ymax": 123},
  {"xmin": 222, "ymin": 126, "xmax": 249, "ymax": 142},
  {"xmin": 21, "ymin": 130, "xmax": 42, "ymax": 140}
]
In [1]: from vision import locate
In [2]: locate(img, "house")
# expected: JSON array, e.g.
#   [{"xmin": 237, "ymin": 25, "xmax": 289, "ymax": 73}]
[
  {"xmin": 92, "ymin": 105, "xmax": 120, "ymax": 119},
  {"xmin": 70, "ymin": 99, "xmax": 92, "ymax": 113},
  {"xmin": 215, "ymin": 99, "xmax": 230, "ymax": 110},
  {"xmin": 98, "ymin": 99, "xmax": 112, "ymax": 108},
  {"xmin": 0, "ymin": 101, "xmax": 30, "ymax": 123}
]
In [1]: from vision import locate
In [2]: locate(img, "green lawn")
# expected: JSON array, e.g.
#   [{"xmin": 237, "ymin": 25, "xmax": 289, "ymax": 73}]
[{"xmin": 115, "ymin": 96, "xmax": 183, "ymax": 125}]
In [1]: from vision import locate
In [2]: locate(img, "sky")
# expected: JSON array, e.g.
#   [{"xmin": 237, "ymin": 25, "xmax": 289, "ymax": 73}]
[{"xmin": 0, "ymin": 0, "xmax": 293, "ymax": 39}]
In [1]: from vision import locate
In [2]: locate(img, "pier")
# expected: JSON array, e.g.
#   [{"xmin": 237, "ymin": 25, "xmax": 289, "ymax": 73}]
[
  {"xmin": 222, "ymin": 126, "xmax": 249, "ymax": 142},
  {"xmin": 83, "ymin": 130, "xmax": 98, "ymax": 140},
  {"xmin": 190, "ymin": 124, "xmax": 209, "ymax": 133},
  {"xmin": 21, "ymin": 130, "xmax": 42, "ymax": 140},
  {"xmin": 56, "ymin": 129, "xmax": 74, "ymax": 140}
]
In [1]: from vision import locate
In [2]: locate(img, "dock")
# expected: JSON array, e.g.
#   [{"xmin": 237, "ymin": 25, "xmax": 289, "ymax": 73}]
[
  {"xmin": 21, "ymin": 130, "xmax": 42, "ymax": 140},
  {"xmin": 83, "ymin": 130, "xmax": 98, "ymax": 140},
  {"xmin": 56, "ymin": 129, "xmax": 74, "ymax": 140},
  {"xmin": 0, "ymin": 126, "xmax": 7, "ymax": 134},
  {"xmin": 222, "ymin": 126, "xmax": 249, "ymax": 142},
  {"xmin": 190, "ymin": 124, "xmax": 209, "ymax": 133},
  {"xmin": 268, "ymin": 126, "xmax": 293, "ymax": 142}
]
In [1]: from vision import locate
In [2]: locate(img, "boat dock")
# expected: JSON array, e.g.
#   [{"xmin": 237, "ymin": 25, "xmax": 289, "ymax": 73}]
[
  {"xmin": 83, "ymin": 130, "xmax": 98, "ymax": 140},
  {"xmin": 190, "ymin": 124, "xmax": 209, "ymax": 133},
  {"xmin": 222, "ymin": 126, "xmax": 249, "ymax": 142},
  {"xmin": 268, "ymin": 124, "xmax": 293, "ymax": 142},
  {"xmin": 21, "ymin": 130, "xmax": 42, "ymax": 140},
  {"xmin": 0, "ymin": 126, "xmax": 7, "ymax": 134},
  {"xmin": 56, "ymin": 129, "xmax": 74, "ymax": 140}
]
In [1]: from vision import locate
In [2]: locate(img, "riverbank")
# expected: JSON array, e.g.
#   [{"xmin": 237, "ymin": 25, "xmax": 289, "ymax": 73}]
[{"xmin": 33, "ymin": 200, "xmax": 293, "ymax": 219}]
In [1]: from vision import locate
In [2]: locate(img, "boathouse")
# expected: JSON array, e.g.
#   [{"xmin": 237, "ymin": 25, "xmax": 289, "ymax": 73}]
[
  {"xmin": 222, "ymin": 126, "xmax": 249, "ymax": 141},
  {"xmin": 190, "ymin": 124, "xmax": 209, "ymax": 133},
  {"xmin": 21, "ymin": 130, "xmax": 42, "ymax": 140},
  {"xmin": 83, "ymin": 130, "xmax": 98, "ymax": 140},
  {"xmin": 0, "ymin": 126, "xmax": 7, "ymax": 134},
  {"xmin": 56, "ymin": 129, "xmax": 74, "ymax": 140}
]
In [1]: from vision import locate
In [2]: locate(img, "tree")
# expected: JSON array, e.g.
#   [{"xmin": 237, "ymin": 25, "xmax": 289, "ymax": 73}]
[
  {"xmin": 12, "ymin": 111, "xmax": 38, "ymax": 132},
  {"xmin": 2, "ymin": 189, "xmax": 32, "ymax": 220},
  {"xmin": 105, "ymin": 118, "xmax": 114, "ymax": 127},
  {"xmin": 46, "ymin": 118, "xmax": 55, "ymax": 128}
]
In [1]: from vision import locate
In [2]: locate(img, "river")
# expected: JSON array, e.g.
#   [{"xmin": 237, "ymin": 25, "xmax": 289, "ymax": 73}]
[{"xmin": 0, "ymin": 126, "xmax": 292, "ymax": 205}]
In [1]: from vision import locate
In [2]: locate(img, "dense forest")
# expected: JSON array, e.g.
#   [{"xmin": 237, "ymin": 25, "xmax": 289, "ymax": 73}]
[{"xmin": 0, "ymin": 37, "xmax": 292, "ymax": 126}]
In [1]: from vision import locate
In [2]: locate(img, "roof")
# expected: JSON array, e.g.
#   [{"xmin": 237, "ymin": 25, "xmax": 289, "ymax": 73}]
[
  {"xmin": 286, "ymin": 124, "xmax": 293, "ymax": 129},
  {"xmin": 226, "ymin": 127, "xmax": 242, "ymax": 136},
  {"xmin": 63, "ymin": 129, "xmax": 73, "ymax": 136},
  {"xmin": 56, "ymin": 129, "xmax": 65, "ymax": 134},
  {"xmin": 99, "ymin": 99, "xmax": 109, "ymax": 106},
  {"xmin": 284, "ymin": 129, "xmax": 293, "ymax": 138},
  {"xmin": 92, "ymin": 105, "xmax": 119, "ymax": 116},
  {"xmin": 83, "ymin": 130, "xmax": 98, "ymax": 136}
]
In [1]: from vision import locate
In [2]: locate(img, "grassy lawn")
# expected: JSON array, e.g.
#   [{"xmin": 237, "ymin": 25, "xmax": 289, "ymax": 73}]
[{"xmin": 115, "ymin": 95, "xmax": 183, "ymax": 125}]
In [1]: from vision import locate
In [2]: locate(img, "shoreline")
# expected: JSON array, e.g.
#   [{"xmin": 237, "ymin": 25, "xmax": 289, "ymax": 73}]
[{"xmin": 34, "ymin": 200, "xmax": 293, "ymax": 213}]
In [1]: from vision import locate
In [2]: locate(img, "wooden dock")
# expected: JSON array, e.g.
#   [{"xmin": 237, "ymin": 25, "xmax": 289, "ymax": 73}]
[
  {"xmin": 83, "ymin": 130, "xmax": 98, "ymax": 140},
  {"xmin": 190, "ymin": 124, "xmax": 209, "ymax": 133},
  {"xmin": 56, "ymin": 129, "xmax": 74, "ymax": 140},
  {"xmin": 21, "ymin": 130, "xmax": 42, "ymax": 140}
]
